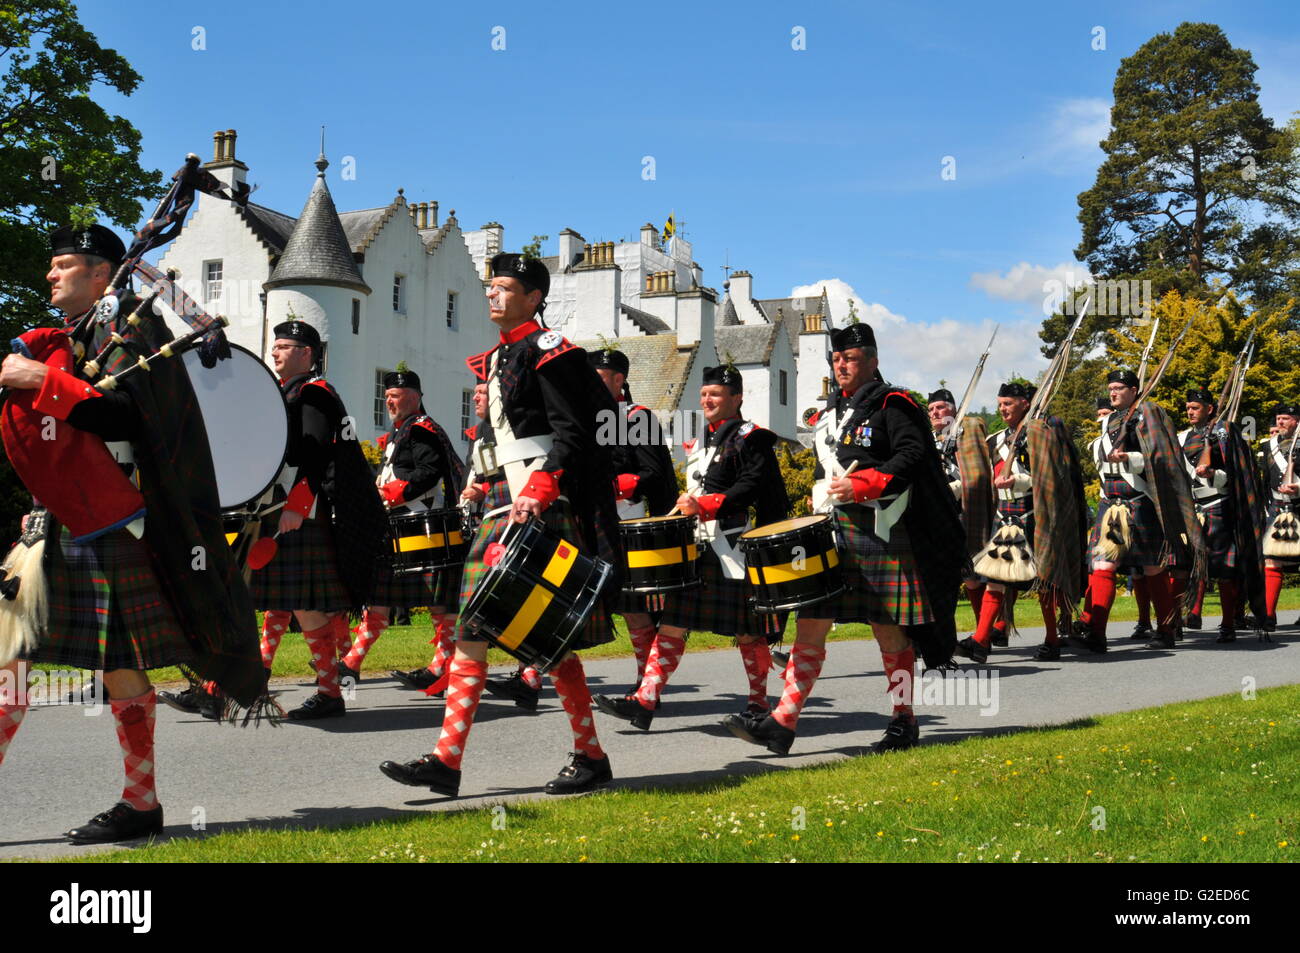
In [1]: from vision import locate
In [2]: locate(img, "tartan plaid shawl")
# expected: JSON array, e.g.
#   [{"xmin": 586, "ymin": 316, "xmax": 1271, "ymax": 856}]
[
  {"xmin": 1222, "ymin": 422, "xmax": 1267, "ymax": 621},
  {"xmin": 1028, "ymin": 416, "xmax": 1087, "ymax": 604},
  {"xmin": 957, "ymin": 416, "xmax": 994, "ymax": 559},
  {"xmin": 95, "ymin": 296, "xmax": 263, "ymax": 706},
  {"xmin": 1135, "ymin": 401, "xmax": 1206, "ymax": 586}
]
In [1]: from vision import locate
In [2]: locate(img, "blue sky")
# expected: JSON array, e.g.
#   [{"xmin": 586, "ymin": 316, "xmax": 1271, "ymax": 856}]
[{"xmin": 78, "ymin": 0, "xmax": 1300, "ymax": 399}]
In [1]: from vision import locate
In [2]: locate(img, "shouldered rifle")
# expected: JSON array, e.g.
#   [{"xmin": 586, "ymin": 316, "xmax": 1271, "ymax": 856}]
[{"xmin": 942, "ymin": 324, "xmax": 998, "ymax": 455}]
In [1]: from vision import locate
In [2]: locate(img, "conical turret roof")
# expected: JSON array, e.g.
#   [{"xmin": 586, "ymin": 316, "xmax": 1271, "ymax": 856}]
[{"xmin": 264, "ymin": 151, "xmax": 370, "ymax": 294}]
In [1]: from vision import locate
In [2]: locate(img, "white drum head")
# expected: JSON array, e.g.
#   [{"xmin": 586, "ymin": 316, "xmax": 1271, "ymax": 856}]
[{"xmin": 183, "ymin": 342, "xmax": 288, "ymax": 509}]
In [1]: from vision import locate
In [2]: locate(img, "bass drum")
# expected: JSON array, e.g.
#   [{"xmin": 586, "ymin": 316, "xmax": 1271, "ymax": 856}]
[{"xmin": 182, "ymin": 343, "xmax": 288, "ymax": 509}]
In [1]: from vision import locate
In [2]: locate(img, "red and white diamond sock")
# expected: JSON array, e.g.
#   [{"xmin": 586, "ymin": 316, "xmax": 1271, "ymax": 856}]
[
  {"xmin": 771, "ymin": 642, "xmax": 826, "ymax": 731},
  {"xmin": 549, "ymin": 655, "xmax": 604, "ymax": 760},
  {"xmin": 427, "ymin": 614, "xmax": 455, "ymax": 676},
  {"xmin": 0, "ymin": 699, "xmax": 28, "ymax": 766},
  {"xmin": 635, "ymin": 631, "xmax": 687, "ymax": 709},
  {"xmin": 628, "ymin": 624, "xmax": 656, "ymax": 684},
  {"xmin": 880, "ymin": 647, "xmax": 917, "ymax": 721},
  {"xmin": 259, "ymin": 610, "xmax": 292, "ymax": 669},
  {"xmin": 738, "ymin": 639, "xmax": 772, "ymax": 711},
  {"xmin": 1086, "ymin": 568, "xmax": 1117, "ymax": 638},
  {"xmin": 110, "ymin": 689, "xmax": 158, "ymax": 811},
  {"xmin": 972, "ymin": 587, "xmax": 1006, "ymax": 647},
  {"xmin": 520, "ymin": 665, "xmax": 543, "ymax": 691},
  {"xmin": 335, "ymin": 621, "xmax": 353, "ymax": 661},
  {"xmin": 1265, "ymin": 566, "xmax": 1284, "ymax": 621},
  {"xmin": 303, "ymin": 619, "xmax": 341, "ymax": 698},
  {"xmin": 343, "ymin": 608, "xmax": 388, "ymax": 672},
  {"xmin": 433, "ymin": 656, "xmax": 488, "ymax": 770}
]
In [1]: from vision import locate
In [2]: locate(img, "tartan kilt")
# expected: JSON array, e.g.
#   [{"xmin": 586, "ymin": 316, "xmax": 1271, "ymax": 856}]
[
  {"xmin": 1089, "ymin": 491, "xmax": 1165, "ymax": 568},
  {"xmin": 27, "ymin": 526, "xmax": 191, "ymax": 672},
  {"xmin": 248, "ymin": 516, "xmax": 350, "ymax": 612},
  {"xmin": 798, "ymin": 505, "xmax": 932, "ymax": 626},
  {"xmin": 613, "ymin": 588, "xmax": 655, "ymax": 616},
  {"xmin": 456, "ymin": 501, "xmax": 614, "ymax": 650},
  {"xmin": 370, "ymin": 562, "xmax": 463, "ymax": 610},
  {"xmin": 1196, "ymin": 499, "xmax": 1237, "ymax": 577},
  {"xmin": 658, "ymin": 548, "xmax": 787, "ymax": 642}
]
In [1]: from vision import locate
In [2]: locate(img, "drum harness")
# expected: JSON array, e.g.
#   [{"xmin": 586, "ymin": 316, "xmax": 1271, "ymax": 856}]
[
  {"xmin": 377, "ymin": 415, "xmax": 446, "ymax": 514},
  {"xmin": 685, "ymin": 435, "xmax": 748, "ymax": 580},
  {"xmin": 811, "ymin": 400, "xmax": 909, "ymax": 542}
]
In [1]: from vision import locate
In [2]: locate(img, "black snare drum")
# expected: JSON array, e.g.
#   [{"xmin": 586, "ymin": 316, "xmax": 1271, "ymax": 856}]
[
  {"xmin": 618, "ymin": 514, "xmax": 700, "ymax": 594},
  {"xmin": 390, "ymin": 508, "xmax": 469, "ymax": 574},
  {"xmin": 460, "ymin": 519, "xmax": 612, "ymax": 673},
  {"xmin": 739, "ymin": 514, "xmax": 844, "ymax": 613}
]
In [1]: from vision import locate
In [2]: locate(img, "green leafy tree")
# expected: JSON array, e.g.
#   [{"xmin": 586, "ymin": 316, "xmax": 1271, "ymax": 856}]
[
  {"xmin": 0, "ymin": 0, "xmax": 163, "ymax": 339},
  {"xmin": 777, "ymin": 443, "xmax": 816, "ymax": 516},
  {"xmin": 1075, "ymin": 22, "xmax": 1300, "ymax": 312}
]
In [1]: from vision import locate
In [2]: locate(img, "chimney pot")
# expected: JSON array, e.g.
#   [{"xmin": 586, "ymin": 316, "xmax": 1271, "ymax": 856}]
[
  {"xmin": 212, "ymin": 131, "xmax": 223, "ymax": 162},
  {"xmin": 226, "ymin": 129, "xmax": 237, "ymax": 159}
]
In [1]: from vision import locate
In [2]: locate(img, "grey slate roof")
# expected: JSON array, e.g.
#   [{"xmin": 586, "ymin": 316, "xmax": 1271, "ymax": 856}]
[
  {"xmin": 339, "ymin": 206, "xmax": 391, "ymax": 252},
  {"xmin": 621, "ymin": 304, "xmax": 670, "ymax": 335},
  {"xmin": 237, "ymin": 202, "xmax": 296, "ymax": 252},
  {"xmin": 715, "ymin": 323, "xmax": 781, "ymax": 366},
  {"xmin": 576, "ymin": 334, "xmax": 699, "ymax": 421},
  {"xmin": 758, "ymin": 292, "xmax": 827, "ymax": 355},
  {"xmin": 718, "ymin": 296, "xmax": 740, "ymax": 326},
  {"xmin": 265, "ymin": 160, "xmax": 371, "ymax": 294}
]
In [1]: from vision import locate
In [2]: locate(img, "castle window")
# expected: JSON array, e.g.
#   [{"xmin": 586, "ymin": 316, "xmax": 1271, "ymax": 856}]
[
  {"xmin": 447, "ymin": 290, "xmax": 458, "ymax": 330},
  {"xmin": 393, "ymin": 274, "xmax": 406, "ymax": 314},
  {"xmin": 460, "ymin": 389, "xmax": 474, "ymax": 442},
  {"xmin": 204, "ymin": 260, "xmax": 223, "ymax": 303},
  {"xmin": 375, "ymin": 368, "xmax": 394, "ymax": 428},
  {"xmin": 351, "ymin": 299, "xmax": 360, "ymax": 334},
  {"xmin": 780, "ymin": 369, "xmax": 788, "ymax": 406}
]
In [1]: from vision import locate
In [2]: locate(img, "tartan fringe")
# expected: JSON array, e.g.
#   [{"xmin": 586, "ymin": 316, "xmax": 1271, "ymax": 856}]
[{"xmin": 221, "ymin": 691, "xmax": 286, "ymax": 727}]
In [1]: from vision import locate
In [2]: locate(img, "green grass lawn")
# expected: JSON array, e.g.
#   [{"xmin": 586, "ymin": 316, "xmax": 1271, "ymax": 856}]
[{"xmin": 75, "ymin": 686, "xmax": 1298, "ymax": 863}]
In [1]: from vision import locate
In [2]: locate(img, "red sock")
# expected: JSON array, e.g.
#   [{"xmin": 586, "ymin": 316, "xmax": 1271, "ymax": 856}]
[
  {"xmin": 881, "ymin": 647, "xmax": 916, "ymax": 720},
  {"xmin": 343, "ymin": 608, "xmax": 389, "ymax": 672},
  {"xmin": 738, "ymin": 640, "xmax": 772, "ymax": 711},
  {"xmin": 520, "ymin": 665, "xmax": 543, "ymax": 691},
  {"xmin": 426, "ymin": 614, "xmax": 455, "ymax": 676},
  {"xmin": 636, "ymin": 631, "xmax": 687, "ymax": 709},
  {"xmin": 972, "ymin": 587, "xmax": 1006, "ymax": 646},
  {"xmin": 303, "ymin": 619, "xmax": 341, "ymax": 698},
  {"xmin": 1169, "ymin": 574, "xmax": 1188, "ymax": 616},
  {"xmin": 335, "ymin": 621, "xmax": 353, "ymax": 661},
  {"xmin": 1079, "ymin": 581, "xmax": 1093, "ymax": 625},
  {"xmin": 110, "ymin": 689, "xmax": 158, "ymax": 811},
  {"xmin": 549, "ymin": 655, "xmax": 604, "ymax": 760},
  {"xmin": 1219, "ymin": 579, "xmax": 1239, "ymax": 629},
  {"xmin": 628, "ymin": 624, "xmax": 656, "ymax": 684},
  {"xmin": 259, "ymin": 610, "xmax": 292, "ymax": 668},
  {"xmin": 1135, "ymin": 575, "xmax": 1151, "ymax": 627},
  {"xmin": 965, "ymin": 583, "xmax": 986, "ymax": 619},
  {"xmin": 1147, "ymin": 570, "xmax": 1177, "ymax": 635},
  {"xmin": 1039, "ymin": 591, "xmax": 1060, "ymax": 645},
  {"xmin": 0, "ymin": 697, "xmax": 28, "ymax": 766},
  {"xmin": 1191, "ymin": 580, "xmax": 1207, "ymax": 615},
  {"xmin": 1087, "ymin": 568, "xmax": 1117, "ymax": 638},
  {"xmin": 771, "ymin": 643, "xmax": 826, "ymax": 731},
  {"xmin": 434, "ymin": 655, "xmax": 489, "ymax": 769},
  {"xmin": 1265, "ymin": 566, "xmax": 1284, "ymax": 619}
]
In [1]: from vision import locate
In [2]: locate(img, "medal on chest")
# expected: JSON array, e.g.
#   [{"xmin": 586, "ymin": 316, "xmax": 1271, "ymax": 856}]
[{"xmin": 843, "ymin": 424, "xmax": 872, "ymax": 448}]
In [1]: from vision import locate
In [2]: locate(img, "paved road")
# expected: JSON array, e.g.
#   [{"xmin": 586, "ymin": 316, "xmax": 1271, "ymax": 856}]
[{"xmin": 2, "ymin": 616, "xmax": 1296, "ymax": 859}]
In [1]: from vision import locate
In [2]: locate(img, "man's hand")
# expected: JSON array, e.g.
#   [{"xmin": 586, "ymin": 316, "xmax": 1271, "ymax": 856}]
[
  {"xmin": 993, "ymin": 473, "xmax": 1017, "ymax": 490},
  {"xmin": 1195, "ymin": 464, "xmax": 1213, "ymax": 478},
  {"xmin": 675, "ymin": 492, "xmax": 699, "ymax": 516},
  {"xmin": 278, "ymin": 509, "xmax": 305, "ymax": 535},
  {"xmin": 1106, "ymin": 450, "xmax": 1128, "ymax": 463},
  {"xmin": 828, "ymin": 475, "xmax": 856, "ymax": 503},
  {"xmin": 511, "ymin": 495, "xmax": 544, "ymax": 523},
  {"xmin": 1282, "ymin": 483, "xmax": 1299, "ymax": 496},
  {"xmin": 462, "ymin": 484, "xmax": 485, "ymax": 504},
  {"xmin": 0, "ymin": 354, "xmax": 49, "ymax": 390}
]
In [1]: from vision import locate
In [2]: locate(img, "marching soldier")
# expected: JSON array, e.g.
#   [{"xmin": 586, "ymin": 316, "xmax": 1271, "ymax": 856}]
[
  {"xmin": 0, "ymin": 224, "xmax": 262, "ymax": 841},
  {"xmin": 593, "ymin": 363, "xmax": 788, "ymax": 730},
  {"xmin": 1074, "ymin": 370, "xmax": 1203, "ymax": 652},
  {"xmin": 380, "ymin": 252, "xmax": 623, "ymax": 796},
  {"xmin": 1260, "ymin": 403, "xmax": 1300, "ymax": 630},
  {"xmin": 725, "ymin": 322, "xmax": 966, "ymax": 755}
]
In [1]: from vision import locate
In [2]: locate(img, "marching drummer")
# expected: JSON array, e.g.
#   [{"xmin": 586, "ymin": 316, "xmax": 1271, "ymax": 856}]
[
  {"xmin": 594, "ymin": 362, "xmax": 789, "ymax": 731},
  {"xmin": 380, "ymin": 251, "xmax": 623, "ymax": 797},
  {"xmin": 339, "ymin": 367, "xmax": 466, "ymax": 684},
  {"xmin": 725, "ymin": 321, "xmax": 966, "ymax": 755}
]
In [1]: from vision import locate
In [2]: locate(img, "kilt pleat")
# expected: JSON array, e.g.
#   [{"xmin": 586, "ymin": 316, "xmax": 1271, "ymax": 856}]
[
  {"xmin": 659, "ymin": 549, "xmax": 786, "ymax": 642},
  {"xmin": 797, "ymin": 505, "xmax": 932, "ymax": 626},
  {"xmin": 248, "ymin": 517, "xmax": 350, "ymax": 611},
  {"xmin": 1197, "ymin": 500, "xmax": 1237, "ymax": 577},
  {"xmin": 30, "ymin": 527, "xmax": 191, "ymax": 672}
]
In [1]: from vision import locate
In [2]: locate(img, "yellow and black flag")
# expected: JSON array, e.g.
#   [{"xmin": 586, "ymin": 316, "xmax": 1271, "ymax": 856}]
[{"xmin": 662, "ymin": 213, "xmax": 675, "ymax": 240}]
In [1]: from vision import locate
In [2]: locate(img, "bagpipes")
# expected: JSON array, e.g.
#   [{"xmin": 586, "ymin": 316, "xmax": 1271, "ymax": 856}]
[
  {"xmin": 0, "ymin": 154, "xmax": 245, "ymax": 664},
  {"xmin": 974, "ymin": 300, "xmax": 1089, "ymax": 584}
]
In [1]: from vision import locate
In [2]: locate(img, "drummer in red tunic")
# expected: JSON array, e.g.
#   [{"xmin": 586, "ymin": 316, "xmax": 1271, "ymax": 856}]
[
  {"xmin": 725, "ymin": 321, "xmax": 966, "ymax": 755},
  {"xmin": 379, "ymin": 252, "xmax": 623, "ymax": 797}
]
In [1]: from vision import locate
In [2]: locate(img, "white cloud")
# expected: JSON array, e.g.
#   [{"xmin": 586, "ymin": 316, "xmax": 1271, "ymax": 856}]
[
  {"xmin": 969, "ymin": 261, "xmax": 1092, "ymax": 315},
  {"xmin": 1048, "ymin": 97, "xmax": 1111, "ymax": 155},
  {"xmin": 791, "ymin": 278, "xmax": 1047, "ymax": 411}
]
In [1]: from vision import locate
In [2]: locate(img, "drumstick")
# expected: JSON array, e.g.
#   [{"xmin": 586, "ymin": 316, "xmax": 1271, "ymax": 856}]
[{"xmin": 666, "ymin": 506, "xmax": 682, "ymax": 517}]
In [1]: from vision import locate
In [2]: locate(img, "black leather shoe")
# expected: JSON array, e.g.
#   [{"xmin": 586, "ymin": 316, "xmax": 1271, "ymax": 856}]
[
  {"xmin": 484, "ymin": 671, "xmax": 540, "ymax": 710},
  {"xmin": 1184, "ymin": 612, "xmax": 1202, "ymax": 630},
  {"xmin": 991, "ymin": 629, "xmax": 1009, "ymax": 647},
  {"xmin": 391, "ymin": 667, "xmax": 439, "ymax": 690},
  {"xmin": 875, "ymin": 714, "xmax": 920, "ymax": 752},
  {"xmin": 724, "ymin": 712, "xmax": 795, "ymax": 755},
  {"xmin": 770, "ymin": 649, "xmax": 790, "ymax": 670},
  {"xmin": 724, "ymin": 705, "xmax": 771, "ymax": 737},
  {"xmin": 1070, "ymin": 622, "xmax": 1108, "ymax": 654},
  {"xmin": 955, "ymin": 636, "xmax": 989, "ymax": 664},
  {"xmin": 338, "ymin": 662, "xmax": 360, "ymax": 686},
  {"xmin": 158, "ymin": 687, "xmax": 202, "ymax": 714},
  {"xmin": 1034, "ymin": 641, "xmax": 1061, "ymax": 661},
  {"xmin": 198, "ymin": 689, "xmax": 223, "ymax": 721},
  {"xmin": 1215, "ymin": 626, "xmax": 1236, "ymax": 644},
  {"xmin": 1129, "ymin": 622, "xmax": 1153, "ymax": 640},
  {"xmin": 593, "ymin": 693, "xmax": 654, "ymax": 730},
  {"xmin": 1145, "ymin": 632, "xmax": 1176, "ymax": 650},
  {"xmin": 545, "ymin": 752, "xmax": 613, "ymax": 794},
  {"xmin": 287, "ymin": 692, "xmax": 345, "ymax": 720},
  {"xmin": 66, "ymin": 802, "xmax": 164, "ymax": 844},
  {"xmin": 379, "ymin": 753, "xmax": 461, "ymax": 796}
]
